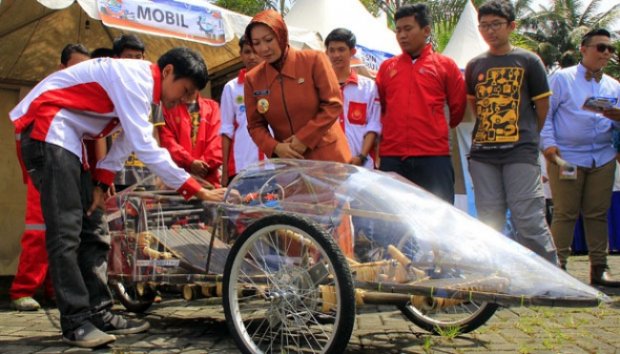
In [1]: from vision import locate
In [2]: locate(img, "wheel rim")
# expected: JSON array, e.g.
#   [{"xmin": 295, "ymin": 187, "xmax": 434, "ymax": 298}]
[
  {"xmin": 404, "ymin": 300, "xmax": 492, "ymax": 329},
  {"xmin": 227, "ymin": 224, "xmax": 344, "ymax": 353}
]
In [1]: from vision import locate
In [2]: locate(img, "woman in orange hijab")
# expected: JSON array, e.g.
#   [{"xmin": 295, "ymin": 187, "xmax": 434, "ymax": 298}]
[{"xmin": 244, "ymin": 10, "xmax": 351, "ymax": 162}]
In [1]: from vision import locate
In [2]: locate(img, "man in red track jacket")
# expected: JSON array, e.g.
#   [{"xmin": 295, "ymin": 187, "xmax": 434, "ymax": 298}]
[
  {"xmin": 160, "ymin": 92, "xmax": 223, "ymax": 187},
  {"xmin": 376, "ymin": 3, "xmax": 466, "ymax": 204}
]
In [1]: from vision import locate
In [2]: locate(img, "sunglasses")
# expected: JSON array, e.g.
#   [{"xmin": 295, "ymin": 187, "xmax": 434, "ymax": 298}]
[{"xmin": 586, "ymin": 43, "xmax": 616, "ymax": 54}]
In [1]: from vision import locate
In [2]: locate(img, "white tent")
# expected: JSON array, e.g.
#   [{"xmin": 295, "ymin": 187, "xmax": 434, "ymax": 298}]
[
  {"xmin": 442, "ymin": 0, "xmax": 488, "ymax": 69},
  {"xmin": 285, "ymin": 0, "xmax": 400, "ymax": 72},
  {"xmin": 442, "ymin": 0, "xmax": 487, "ymax": 215}
]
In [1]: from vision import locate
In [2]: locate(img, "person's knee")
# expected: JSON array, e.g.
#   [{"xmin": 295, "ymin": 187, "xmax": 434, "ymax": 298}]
[
  {"xmin": 476, "ymin": 204, "xmax": 506, "ymax": 230},
  {"xmin": 510, "ymin": 198, "xmax": 548, "ymax": 233}
]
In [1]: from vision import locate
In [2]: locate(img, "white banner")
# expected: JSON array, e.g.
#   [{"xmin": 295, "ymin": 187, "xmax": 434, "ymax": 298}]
[
  {"xmin": 96, "ymin": 0, "xmax": 233, "ymax": 46},
  {"xmin": 353, "ymin": 44, "xmax": 394, "ymax": 75}
]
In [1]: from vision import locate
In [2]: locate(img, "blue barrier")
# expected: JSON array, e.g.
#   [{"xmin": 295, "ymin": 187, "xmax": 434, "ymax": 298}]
[{"xmin": 571, "ymin": 191, "xmax": 620, "ymax": 254}]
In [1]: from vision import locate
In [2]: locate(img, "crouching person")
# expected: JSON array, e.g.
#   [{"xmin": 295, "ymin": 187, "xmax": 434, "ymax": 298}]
[{"xmin": 9, "ymin": 47, "xmax": 227, "ymax": 348}]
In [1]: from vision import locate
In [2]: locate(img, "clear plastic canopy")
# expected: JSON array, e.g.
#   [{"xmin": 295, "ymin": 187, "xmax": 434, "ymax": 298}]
[
  {"xmin": 105, "ymin": 159, "xmax": 608, "ymax": 307},
  {"xmin": 225, "ymin": 159, "xmax": 607, "ymax": 305}
]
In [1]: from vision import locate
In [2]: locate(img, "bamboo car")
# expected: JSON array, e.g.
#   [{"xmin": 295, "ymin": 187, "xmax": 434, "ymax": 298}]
[{"xmin": 105, "ymin": 159, "xmax": 608, "ymax": 354}]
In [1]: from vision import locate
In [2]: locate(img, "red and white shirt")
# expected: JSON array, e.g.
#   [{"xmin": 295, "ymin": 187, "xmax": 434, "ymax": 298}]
[
  {"xmin": 339, "ymin": 70, "xmax": 381, "ymax": 169},
  {"xmin": 220, "ymin": 69, "xmax": 265, "ymax": 175},
  {"xmin": 9, "ymin": 58, "xmax": 200, "ymax": 199}
]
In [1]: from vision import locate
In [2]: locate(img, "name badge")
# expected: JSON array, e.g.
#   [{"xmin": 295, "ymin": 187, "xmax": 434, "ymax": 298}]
[{"xmin": 253, "ymin": 89, "xmax": 270, "ymax": 96}]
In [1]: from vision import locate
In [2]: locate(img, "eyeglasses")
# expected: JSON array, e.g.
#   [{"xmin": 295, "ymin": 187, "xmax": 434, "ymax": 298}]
[
  {"xmin": 478, "ymin": 21, "xmax": 508, "ymax": 31},
  {"xmin": 586, "ymin": 43, "xmax": 616, "ymax": 54}
]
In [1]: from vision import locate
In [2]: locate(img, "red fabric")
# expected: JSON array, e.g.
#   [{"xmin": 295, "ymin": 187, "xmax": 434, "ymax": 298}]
[
  {"xmin": 93, "ymin": 168, "xmax": 116, "ymax": 187},
  {"xmin": 177, "ymin": 178, "xmax": 203, "ymax": 201},
  {"xmin": 237, "ymin": 68, "xmax": 246, "ymax": 84},
  {"xmin": 338, "ymin": 70, "xmax": 360, "ymax": 133},
  {"xmin": 376, "ymin": 44, "xmax": 466, "ymax": 157},
  {"xmin": 150, "ymin": 64, "xmax": 162, "ymax": 103},
  {"xmin": 13, "ymin": 82, "xmax": 114, "ymax": 138},
  {"xmin": 160, "ymin": 96, "xmax": 223, "ymax": 187},
  {"xmin": 84, "ymin": 140, "xmax": 100, "ymax": 175},
  {"xmin": 10, "ymin": 178, "xmax": 52, "ymax": 300}
]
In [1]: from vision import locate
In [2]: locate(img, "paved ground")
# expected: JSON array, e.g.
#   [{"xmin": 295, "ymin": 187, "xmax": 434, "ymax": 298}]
[{"xmin": 1, "ymin": 255, "xmax": 619, "ymax": 353}]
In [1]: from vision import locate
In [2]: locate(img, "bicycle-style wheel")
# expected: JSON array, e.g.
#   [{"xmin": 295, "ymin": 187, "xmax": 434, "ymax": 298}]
[
  {"xmin": 400, "ymin": 300, "xmax": 498, "ymax": 334},
  {"xmin": 395, "ymin": 231, "xmax": 498, "ymax": 334},
  {"xmin": 223, "ymin": 214, "xmax": 355, "ymax": 354}
]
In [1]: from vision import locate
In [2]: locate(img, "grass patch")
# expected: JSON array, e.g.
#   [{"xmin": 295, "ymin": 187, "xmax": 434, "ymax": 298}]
[
  {"xmin": 422, "ymin": 335, "xmax": 433, "ymax": 353},
  {"xmin": 434, "ymin": 325, "xmax": 462, "ymax": 340}
]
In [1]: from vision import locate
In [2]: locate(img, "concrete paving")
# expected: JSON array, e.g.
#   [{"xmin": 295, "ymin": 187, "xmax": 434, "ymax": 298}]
[{"xmin": 1, "ymin": 255, "xmax": 619, "ymax": 353}]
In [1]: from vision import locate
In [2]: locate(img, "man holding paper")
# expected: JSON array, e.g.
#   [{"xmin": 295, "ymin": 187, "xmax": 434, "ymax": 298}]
[{"xmin": 541, "ymin": 28, "xmax": 620, "ymax": 287}]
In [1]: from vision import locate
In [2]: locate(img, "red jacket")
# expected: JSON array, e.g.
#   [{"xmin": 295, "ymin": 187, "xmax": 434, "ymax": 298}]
[
  {"xmin": 376, "ymin": 44, "xmax": 466, "ymax": 157},
  {"xmin": 160, "ymin": 96, "xmax": 223, "ymax": 187}
]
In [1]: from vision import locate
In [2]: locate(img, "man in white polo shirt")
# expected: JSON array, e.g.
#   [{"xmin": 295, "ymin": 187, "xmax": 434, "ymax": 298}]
[
  {"xmin": 325, "ymin": 28, "xmax": 381, "ymax": 169},
  {"xmin": 220, "ymin": 35, "xmax": 265, "ymax": 186}
]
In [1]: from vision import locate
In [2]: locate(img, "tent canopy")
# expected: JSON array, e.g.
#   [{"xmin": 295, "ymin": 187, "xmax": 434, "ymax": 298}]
[
  {"xmin": 0, "ymin": 0, "xmax": 322, "ymax": 84},
  {"xmin": 441, "ymin": 0, "xmax": 488, "ymax": 69},
  {"xmin": 285, "ymin": 0, "xmax": 400, "ymax": 59}
]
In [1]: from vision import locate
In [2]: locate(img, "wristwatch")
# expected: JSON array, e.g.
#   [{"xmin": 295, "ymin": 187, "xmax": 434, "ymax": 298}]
[{"xmin": 357, "ymin": 154, "xmax": 368, "ymax": 164}]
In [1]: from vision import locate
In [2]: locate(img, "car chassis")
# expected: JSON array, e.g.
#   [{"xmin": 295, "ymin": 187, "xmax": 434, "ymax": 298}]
[{"xmin": 105, "ymin": 159, "xmax": 608, "ymax": 354}]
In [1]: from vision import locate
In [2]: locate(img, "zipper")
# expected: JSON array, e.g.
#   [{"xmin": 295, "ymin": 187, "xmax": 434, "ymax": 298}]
[{"xmin": 279, "ymin": 74, "xmax": 294, "ymax": 135}]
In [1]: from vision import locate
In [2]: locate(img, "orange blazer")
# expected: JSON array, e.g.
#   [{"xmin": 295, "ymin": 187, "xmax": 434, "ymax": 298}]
[{"xmin": 244, "ymin": 47, "xmax": 351, "ymax": 162}]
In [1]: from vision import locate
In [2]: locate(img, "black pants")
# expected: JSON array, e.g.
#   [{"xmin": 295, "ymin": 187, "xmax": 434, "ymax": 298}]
[
  {"xmin": 379, "ymin": 156, "xmax": 455, "ymax": 204},
  {"xmin": 20, "ymin": 126, "xmax": 113, "ymax": 332}
]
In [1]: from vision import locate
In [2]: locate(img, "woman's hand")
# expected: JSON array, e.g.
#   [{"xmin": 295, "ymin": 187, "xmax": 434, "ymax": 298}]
[
  {"xmin": 274, "ymin": 143, "xmax": 304, "ymax": 159},
  {"xmin": 287, "ymin": 136, "xmax": 308, "ymax": 155}
]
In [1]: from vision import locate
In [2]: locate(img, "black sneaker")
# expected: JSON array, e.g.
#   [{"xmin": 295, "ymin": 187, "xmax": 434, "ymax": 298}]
[
  {"xmin": 62, "ymin": 321, "xmax": 116, "ymax": 348},
  {"xmin": 96, "ymin": 311, "xmax": 150, "ymax": 335}
]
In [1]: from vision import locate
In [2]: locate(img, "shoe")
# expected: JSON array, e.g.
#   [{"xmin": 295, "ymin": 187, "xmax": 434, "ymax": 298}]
[
  {"xmin": 591, "ymin": 265, "xmax": 620, "ymax": 287},
  {"xmin": 11, "ymin": 297, "xmax": 41, "ymax": 311},
  {"xmin": 62, "ymin": 321, "xmax": 116, "ymax": 348},
  {"xmin": 95, "ymin": 311, "xmax": 150, "ymax": 335}
]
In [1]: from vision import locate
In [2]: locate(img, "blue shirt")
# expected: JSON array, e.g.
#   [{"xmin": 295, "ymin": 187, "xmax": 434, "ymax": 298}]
[{"xmin": 541, "ymin": 63, "xmax": 620, "ymax": 168}]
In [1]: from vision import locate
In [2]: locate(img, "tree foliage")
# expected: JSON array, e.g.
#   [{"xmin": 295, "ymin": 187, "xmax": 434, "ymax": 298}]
[
  {"xmin": 604, "ymin": 40, "xmax": 620, "ymax": 80},
  {"xmin": 361, "ymin": 0, "xmax": 485, "ymax": 52},
  {"xmin": 520, "ymin": 0, "xmax": 620, "ymax": 68}
]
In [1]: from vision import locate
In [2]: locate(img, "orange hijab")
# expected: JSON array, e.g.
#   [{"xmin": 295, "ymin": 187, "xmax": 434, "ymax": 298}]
[{"xmin": 245, "ymin": 9, "xmax": 289, "ymax": 68}]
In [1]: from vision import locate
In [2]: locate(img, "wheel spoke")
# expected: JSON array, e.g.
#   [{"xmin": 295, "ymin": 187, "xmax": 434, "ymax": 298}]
[{"xmin": 224, "ymin": 215, "xmax": 355, "ymax": 353}]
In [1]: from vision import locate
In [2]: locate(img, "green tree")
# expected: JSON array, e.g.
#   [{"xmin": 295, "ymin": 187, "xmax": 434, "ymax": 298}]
[
  {"xmin": 362, "ymin": 0, "xmax": 486, "ymax": 52},
  {"xmin": 359, "ymin": 0, "xmax": 383, "ymax": 17},
  {"xmin": 520, "ymin": 0, "xmax": 620, "ymax": 68},
  {"xmin": 604, "ymin": 40, "xmax": 620, "ymax": 80}
]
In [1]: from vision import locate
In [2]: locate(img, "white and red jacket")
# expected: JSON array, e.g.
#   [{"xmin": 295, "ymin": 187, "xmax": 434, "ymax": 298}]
[
  {"xmin": 9, "ymin": 58, "xmax": 201, "ymax": 199},
  {"xmin": 339, "ymin": 70, "xmax": 381, "ymax": 169},
  {"xmin": 160, "ymin": 96, "xmax": 223, "ymax": 187},
  {"xmin": 220, "ymin": 69, "xmax": 265, "ymax": 176},
  {"xmin": 376, "ymin": 44, "xmax": 466, "ymax": 157}
]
